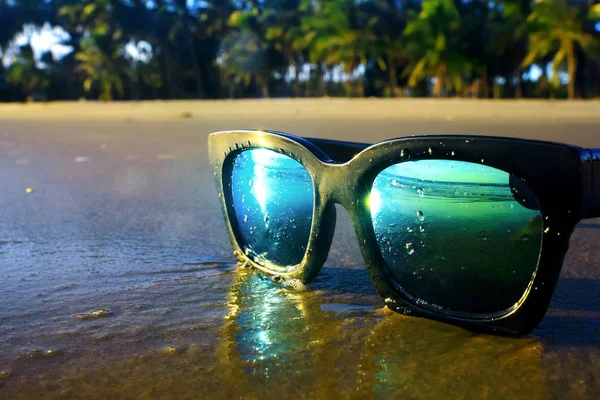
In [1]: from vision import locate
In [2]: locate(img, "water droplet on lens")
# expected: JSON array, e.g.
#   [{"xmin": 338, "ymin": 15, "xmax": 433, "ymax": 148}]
[
  {"xmin": 243, "ymin": 215, "xmax": 248, "ymax": 222},
  {"xmin": 521, "ymin": 235, "xmax": 529, "ymax": 241},
  {"xmin": 234, "ymin": 143, "xmax": 239, "ymax": 149},
  {"xmin": 427, "ymin": 147, "xmax": 433, "ymax": 155},
  {"xmin": 416, "ymin": 211, "xmax": 424, "ymax": 221},
  {"xmin": 264, "ymin": 215, "xmax": 269, "ymax": 223},
  {"xmin": 247, "ymin": 140, "xmax": 251, "ymax": 146},
  {"xmin": 369, "ymin": 158, "xmax": 373, "ymax": 163},
  {"xmin": 278, "ymin": 148, "xmax": 284, "ymax": 154},
  {"xmin": 417, "ymin": 188, "xmax": 424, "ymax": 197},
  {"xmin": 249, "ymin": 179, "xmax": 253, "ymax": 186},
  {"xmin": 478, "ymin": 231, "xmax": 487, "ymax": 240},
  {"xmin": 407, "ymin": 227, "xmax": 413, "ymax": 232},
  {"xmin": 389, "ymin": 223, "xmax": 396, "ymax": 227},
  {"xmin": 544, "ymin": 227, "xmax": 550, "ymax": 234},
  {"xmin": 451, "ymin": 151, "xmax": 455, "ymax": 156},
  {"xmin": 419, "ymin": 225, "xmax": 425, "ymax": 232},
  {"xmin": 217, "ymin": 193, "xmax": 222, "ymax": 198},
  {"xmin": 405, "ymin": 242, "xmax": 414, "ymax": 255}
]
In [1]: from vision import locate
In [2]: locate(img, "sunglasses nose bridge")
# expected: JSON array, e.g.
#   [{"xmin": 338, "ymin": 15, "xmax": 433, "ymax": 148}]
[{"xmin": 319, "ymin": 163, "xmax": 361, "ymax": 210}]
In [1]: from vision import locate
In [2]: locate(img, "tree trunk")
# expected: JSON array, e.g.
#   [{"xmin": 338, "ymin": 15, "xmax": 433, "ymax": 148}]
[
  {"xmin": 358, "ymin": 74, "xmax": 365, "ymax": 98},
  {"xmin": 435, "ymin": 64, "xmax": 446, "ymax": 98},
  {"xmin": 493, "ymin": 79, "xmax": 500, "ymax": 99},
  {"xmin": 258, "ymin": 76, "xmax": 269, "ymax": 98},
  {"xmin": 567, "ymin": 40, "xmax": 577, "ymax": 100},
  {"xmin": 316, "ymin": 63, "xmax": 326, "ymax": 97},
  {"xmin": 540, "ymin": 66, "xmax": 548, "ymax": 99},
  {"xmin": 481, "ymin": 65, "xmax": 488, "ymax": 99},
  {"xmin": 162, "ymin": 45, "xmax": 176, "ymax": 99},
  {"xmin": 515, "ymin": 69, "xmax": 522, "ymax": 99},
  {"xmin": 388, "ymin": 54, "xmax": 397, "ymax": 97},
  {"xmin": 292, "ymin": 63, "xmax": 301, "ymax": 97},
  {"xmin": 186, "ymin": 30, "xmax": 204, "ymax": 99},
  {"xmin": 130, "ymin": 72, "xmax": 140, "ymax": 101},
  {"xmin": 344, "ymin": 81, "xmax": 353, "ymax": 97}
]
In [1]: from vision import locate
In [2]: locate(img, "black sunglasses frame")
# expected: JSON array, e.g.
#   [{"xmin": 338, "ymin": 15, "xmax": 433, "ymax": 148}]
[{"xmin": 209, "ymin": 130, "xmax": 599, "ymax": 335}]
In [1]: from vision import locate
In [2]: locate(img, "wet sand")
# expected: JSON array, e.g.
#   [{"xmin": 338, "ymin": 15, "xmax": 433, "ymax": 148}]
[{"xmin": 0, "ymin": 99, "xmax": 599, "ymax": 399}]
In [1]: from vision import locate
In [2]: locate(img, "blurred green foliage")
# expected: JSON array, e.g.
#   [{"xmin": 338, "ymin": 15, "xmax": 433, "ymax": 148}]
[{"xmin": 0, "ymin": 0, "xmax": 599, "ymax": 101}]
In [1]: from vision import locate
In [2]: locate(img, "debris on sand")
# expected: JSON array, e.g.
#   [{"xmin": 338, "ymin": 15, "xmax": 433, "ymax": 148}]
[{"xmin": 74, "ymin": 308, "xmax": 112, "ymax": 320}]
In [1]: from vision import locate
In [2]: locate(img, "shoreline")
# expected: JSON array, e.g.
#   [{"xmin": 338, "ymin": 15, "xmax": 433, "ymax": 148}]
[{"xmin": 1, "ymin": 98, "xmax": 600, "ymax": 121}]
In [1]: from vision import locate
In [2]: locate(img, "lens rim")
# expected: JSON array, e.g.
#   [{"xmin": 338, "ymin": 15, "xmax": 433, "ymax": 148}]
[
  {"xmin": 209, "ymin": 130, "xmax": 586, "ymax": 335},
  {"xmin": 215, "ymin": 133, "xmax": 337, "ymax": 283}
]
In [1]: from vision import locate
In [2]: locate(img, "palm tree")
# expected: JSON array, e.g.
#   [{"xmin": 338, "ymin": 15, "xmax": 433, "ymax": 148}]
[
  {"xmin": 523, "ymin": 0, "xmax": 600, "ymax": 99},
  {"xmin": 402, "ymin": 0, "xmax": 470, "ymax": 97},
  {"xmin": 261, "ymin": 1, "xmax": 305, "ymax": 96},
  {"xmin": 297, "ymin": 0, "xmax": 380, "ymax": 97},
  {"xmin": 490, "ymin": 0, "xmax": 533, "ymax": 99},
  {"xmin": 225, "ymin": 5, "xmax": 289, "ymax": 97},
  {"xmin": 6, "ymin": 43, "xmax": 50, "ymax": 99},
  {"xmin": 366, "ymin": 0, "xmax": 415, "ymax": 97},
  {"xmin": 75, "ymin": 35, "xmax": 125, "ymax": 101}
]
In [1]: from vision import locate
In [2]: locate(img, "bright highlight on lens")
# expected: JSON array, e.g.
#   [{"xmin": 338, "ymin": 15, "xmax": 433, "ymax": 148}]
[
  {"xmin": 230, "ymin": 149, "xmax": 314, "ymax": 270},
  {"xmin": 370, "ymin": 160, "xmax": 543, "ymax": 315}
]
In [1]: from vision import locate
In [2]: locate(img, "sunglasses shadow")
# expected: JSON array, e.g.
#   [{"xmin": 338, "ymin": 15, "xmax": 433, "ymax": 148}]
[
  {"xmin": 538, "ymin": 277, "xmax": 600, "ymax": 347},
  {"xmin": 310, "ymin": 266, "xmax": 599, "ymax": 345}
]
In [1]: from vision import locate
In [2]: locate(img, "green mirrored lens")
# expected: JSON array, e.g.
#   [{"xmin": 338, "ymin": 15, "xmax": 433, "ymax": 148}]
[
  {"xmin": 230, "ymin": 149, "xmax": 314, "ymax": 270},
  {"xmin": 370, "ymin": 160, "xmax": 543, "ymax": 315}
]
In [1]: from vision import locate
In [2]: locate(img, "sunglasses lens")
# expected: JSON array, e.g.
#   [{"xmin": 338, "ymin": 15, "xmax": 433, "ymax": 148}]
[
  {"xmin": 370, "ymin": 160, "xmax": 543, "ymax": 315},
  {"xmin": 230, "ymin": 149, "xmax": 314, "ymax": 270}
]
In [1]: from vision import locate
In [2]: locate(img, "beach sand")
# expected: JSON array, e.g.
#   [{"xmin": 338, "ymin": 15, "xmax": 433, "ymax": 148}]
[{"xmin": 0, "ymin": 99, "xmax": 598, "ymax": 399}]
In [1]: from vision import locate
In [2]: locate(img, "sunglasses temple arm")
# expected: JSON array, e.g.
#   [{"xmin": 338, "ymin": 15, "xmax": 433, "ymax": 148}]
[
  {"xmin": 301, "ymin": 137, "xmax": 370, "ymax": 163},
  {"xmin": 581, "ymin": 148, "xmax": 600, "ymax": 219}
]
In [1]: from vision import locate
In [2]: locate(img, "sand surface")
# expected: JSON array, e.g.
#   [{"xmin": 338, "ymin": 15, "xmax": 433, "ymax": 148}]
[{"xmin": 0, "ymin": 99, "xmax": 598, "ymax": 399}]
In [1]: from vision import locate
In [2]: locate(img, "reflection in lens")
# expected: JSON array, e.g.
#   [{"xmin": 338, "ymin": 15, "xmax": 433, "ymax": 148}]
[
  {"xmin": 370, "ymin": 160, "xmax": 543, "ymax": 314},
  {"xmin": 230, "ymin": 149, "xmax": 314, "ymax": 270}
]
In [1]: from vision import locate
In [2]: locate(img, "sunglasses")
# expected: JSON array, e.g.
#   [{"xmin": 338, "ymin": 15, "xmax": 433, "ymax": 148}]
[{"xmin": 209, "ymin": 130, "xmax": 599, "ymax": 335}]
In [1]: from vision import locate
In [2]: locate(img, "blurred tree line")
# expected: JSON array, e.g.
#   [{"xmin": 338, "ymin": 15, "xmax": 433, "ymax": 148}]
[{"xmin": 1, "ymin": 0, "xmax": 599, "ymax": 101}]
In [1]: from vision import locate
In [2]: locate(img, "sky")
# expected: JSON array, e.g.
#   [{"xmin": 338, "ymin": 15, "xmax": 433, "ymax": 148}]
[{"xmin": 1, "ymin": 23, "xmax": 150, "ymax": 67}]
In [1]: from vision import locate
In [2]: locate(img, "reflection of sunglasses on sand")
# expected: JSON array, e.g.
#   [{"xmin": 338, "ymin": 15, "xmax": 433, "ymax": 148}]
[{"xmin": 209, "ymin": 130, "xmax": 599, "ymax": 335}]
